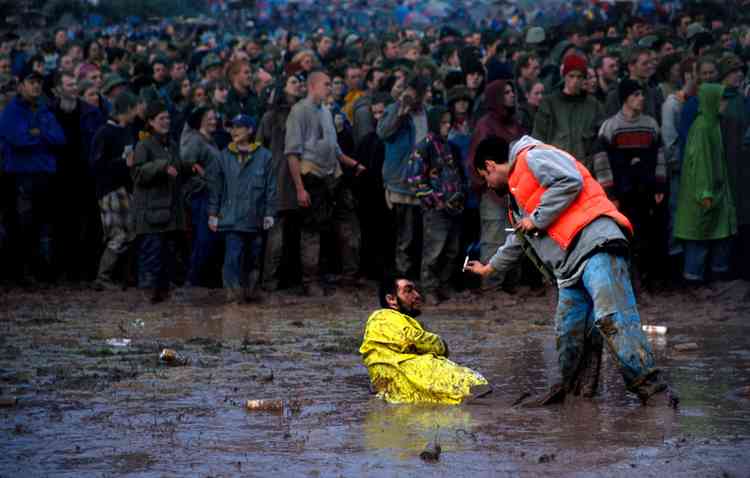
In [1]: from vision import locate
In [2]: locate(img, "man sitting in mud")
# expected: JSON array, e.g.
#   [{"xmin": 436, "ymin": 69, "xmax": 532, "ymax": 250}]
[{"xmin": 359, "ymin": 275, "xmax": 492, "ymax": 404}]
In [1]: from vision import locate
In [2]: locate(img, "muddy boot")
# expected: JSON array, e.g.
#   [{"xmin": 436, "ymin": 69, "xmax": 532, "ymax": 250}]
[
  {"xmin": 243, "ymin": 270, "xmax": 261, "ymax": 303},
  {"xmin": 515, "ymin": 383, "xmax": 566, "ymax": 407},
  {"xmin": 634, "ymin": 372, "xmax": 679, "ymax": 408},
  {"xmin": 93, "ymin": 249, "xmax": 120, "ymax": 291},
  {"xmin": 570, "ymin": 334, "xmax": 603, "ymax": 398}
]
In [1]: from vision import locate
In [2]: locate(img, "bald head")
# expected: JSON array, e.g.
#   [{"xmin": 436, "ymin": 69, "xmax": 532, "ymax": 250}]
[{"xmin": 307, "ymin": 70, "xmax": 331, "ymax": 104}]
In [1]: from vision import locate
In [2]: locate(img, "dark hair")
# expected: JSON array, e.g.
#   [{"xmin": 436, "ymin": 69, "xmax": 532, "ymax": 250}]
[
  {"xmin": 371, "ymin": 91, "xmax": 392, "ymax": 107},
  {"xmin": 364, "ymin": 67, "xmax": 382, "ymax": 87},
  {"xmin": 378, "ymin": 274, "xmax": 410, "ymax": 308},
  {"xmin": 474, "ymin": 136, "xmax": 510, "ymax": 172},
  {"xmin": 406, "ymin": 73, "xmax": 430, "ymax": 98}
]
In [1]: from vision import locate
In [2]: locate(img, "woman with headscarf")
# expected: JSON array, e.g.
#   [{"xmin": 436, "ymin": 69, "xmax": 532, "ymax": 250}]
[{"xmin": 674, "ymin": 83, "xmax": 737, "ymax": 289}]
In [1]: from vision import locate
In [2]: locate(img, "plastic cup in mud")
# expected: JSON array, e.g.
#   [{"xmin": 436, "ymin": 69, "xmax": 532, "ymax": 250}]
[
  {"xmin": 246, "ymin": 399, "xmax": 285, "ymax": 411},
  {"xmin": 642, "ymin": 325, "xmax": 668, "ymax": 335},
  {"xmin": 159, "ymin": 348, "xmax": 188, "ymax": 365}
]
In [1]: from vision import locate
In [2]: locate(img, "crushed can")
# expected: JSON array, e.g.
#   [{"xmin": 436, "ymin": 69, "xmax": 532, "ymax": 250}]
[{"xmin": 159, "ymin": 348, "xmax": 189, "ymax": 366}]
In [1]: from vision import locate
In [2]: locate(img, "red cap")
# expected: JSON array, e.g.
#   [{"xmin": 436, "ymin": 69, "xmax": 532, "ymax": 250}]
[{"xmin": 562, "ymin": 54, "xmax": 588, "ymax": 77}]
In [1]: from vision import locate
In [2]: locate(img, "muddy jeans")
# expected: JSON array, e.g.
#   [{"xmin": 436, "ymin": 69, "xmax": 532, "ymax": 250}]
[
  {"xmin": 421, "ymin": 208, "xmax": 461, "ymax": 292},
  {"xmin": 223, "ymin": 231, "xmax": 262, "ymax": 290},
  {"xmin": 392, "ymin": 203, "xmax": 422, "ymax": 278},
  {"xmin": 299, "ymin": 174, "xmax": 360, "ymax": 285},
  {"xmin": 555, "ymin": 253, "xmax": 657, "ymax": 391},
  {"xmin": 186, "ymin": 190, "xmax": 220, "ymax": 286}
]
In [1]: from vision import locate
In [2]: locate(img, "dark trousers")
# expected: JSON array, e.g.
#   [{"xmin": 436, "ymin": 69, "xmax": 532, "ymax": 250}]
[
  {"xmin": 14, "ymin": 173, "xmax": 54, "ymax": 278},
  {"xmin": 138, "ymin": 232, "xmax": 177, "ymax": 290},
  {"xmin": 393, "ymin": 203, "xmax": 422, "ymax": 279},
  {"xmin": 187, "ymin": 191, "xmax": 220, "ymax": 286},
  {"xmin": 299, "ymin": 174, "xmax": 360, "ymax": 285},
  {"xmin": 223, "ymin": 231, "xmax": 261, "ymax": 290}
]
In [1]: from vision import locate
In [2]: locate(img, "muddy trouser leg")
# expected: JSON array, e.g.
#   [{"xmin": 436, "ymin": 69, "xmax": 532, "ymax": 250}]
[
  {"xmin": 299, "ymin": 175, "xmax": 327, "ymax": 287},
  {"xmin": 554, "ymin": 285, "xmax": 594, "ymax": 389},
  {"xmin": 421, "ymin": 208, "xmax": 447, "ymax": 291},
  {"xmin": 393, "ymin": 203, "xmax": 417, "ymax": 277},
  {"xmin": 333, "ymin": 182, "xmax": 360, "ymax": 277},
  {"xmin": 187, "ymin": 191, "xmax": 219, "ymax": 286},
  {"xmin": 261, "ymin": 213, "xmax": 286, "ymax": 290},
  {"xmin": 15, "ymin": 173, "xmax": 54, "ymax": 278},
  {"xmin": 241, "ymin": 232, "xmax": 262, "ymax": 298},
  {"xmin": 138, "ymin": 233, "xmax": 162, "ymax": 290},
  {"xmin": 222, "ymin": 231, "xmax": 244, "ymax": 290},
  {"xmin": 582, "ymin": 252, "xmax": 657, "ymax": 390}
]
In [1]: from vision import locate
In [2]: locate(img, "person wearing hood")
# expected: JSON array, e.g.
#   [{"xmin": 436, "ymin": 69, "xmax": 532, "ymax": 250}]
[
  {"xmin": 674, "ymin": 83, "xmax": 737, "ymax": 289},
  {"xmin": 467, "ymin": 79, "xmax": 524, "ymax": 291},
  {"xmin": 180, "ymin": 106, "xmax": 221, "ymax": 287},
  {"xmin": 132, "ymin": 101, "xmax": 190, "ymax": 304},
  {"xmin": 594, "ymin": 79, "xmax": 668, "ymax": 289},
  {"xmin": 533, "ymin": 54, "xmax": 604, "ymax": 170},
  {"xmin": 466, "ymin": 135, "xmax": 678, "ymax": 407},
  {"xmin": 405, "ymin": 106, "xmax": 466, "ymax": 304}
]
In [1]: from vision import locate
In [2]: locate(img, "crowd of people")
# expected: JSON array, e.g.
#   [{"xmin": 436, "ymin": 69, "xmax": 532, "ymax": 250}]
[{"xmin": 0, "ymin": 0, "xmax": 748, "ymax": 305}]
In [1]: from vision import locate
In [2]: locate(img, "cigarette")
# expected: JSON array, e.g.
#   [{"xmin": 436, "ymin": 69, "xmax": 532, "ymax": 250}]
[
  {"xmin": 505, "ymin": 228, "xmax": 515, "ymax": 232},
  {"xmin": 462, "ymin": 256, "xmax": 469, "ymax": 271}
]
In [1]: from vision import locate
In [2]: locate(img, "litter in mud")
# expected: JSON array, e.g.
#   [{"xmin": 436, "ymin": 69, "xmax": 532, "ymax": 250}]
[
  {"xmin": 159, "ymin": 348, "xmax": 190, "ymax": 366},
  {"xmin": 642, "ymin": 325, "xmax": 668, "ymax": 335},
  {"xmin": 674, "ymin": 342, "xmax": 699, "ymax": 352},
  {"xmin": 245, "ymin": 399, "xmax": 303, "ymax": 412},
  {"xmin": 106, "ymin": 338, "xmax": 131, "ymax": 347}
]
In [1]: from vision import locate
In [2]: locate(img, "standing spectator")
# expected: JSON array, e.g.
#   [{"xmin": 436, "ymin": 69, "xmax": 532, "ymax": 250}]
[
  {"xmin": 717, "ymin": 54, "xmax": 750, "ymax": 280},
  {"xmin": 534, "ymin": 54, "xmax": 604, "ymax": 169},
  {"xmin": 468, "ymin": 79, "xmax": 524, "ymax": 291},
  {"xmin": 351, "ymin": 67, "xmax": 385, "ymax": 147},
  {"xmin": 0, "ymin": 64, "xmax": 66, "ymax": 284},
  {"xmin": 594, "ymin": 79, "xmax": 667, "ymax": 288},
  {"xmin": 132, "ymin": 101, "xmax": 189, "ymax": 303},
  {"xmin": 593, "ymin": 54, "xmax": 620, "ymax": 104},
  {"xmin": 674, "ymin": 84, "xmax": 737, "ymax": 289},
  {"xmin": 605, "ymin": 48, "xmax": 663, "ymax": 123},
  {"xmin": 407, "ymin": 106, "xmax": 465, "ymax": 304},
  {"xmin": 514, "ymin": 53, "xmax": 541, "ymax": 104},
  {"xmin": 354, "ymin": 92, "xmax": 393, "ymax": 280},
  {"xmin": 519, "ymin": 81, "xmax": 544, "ymax": 133},
  {"xmin": 90, "ymin": 91, "xmax": 139, "ymax": 290},
  {"xmin": 181, "ymin": 106, "xmax": 221, "ymax": 287},
  {"xmin": 286, "ymin": 71, "xmax": 364, "ymax": 296},
  {"xmin": 377, "ymin": 75, "xmax": 430, "ymax": 279},
  {"xmin": 208, "ymin": 115, "xmax": 276, "ymax": 303},
  {"xmin": 257, "ymin": 74, "xmax": 304, "ymax": 292},
  {"xmin": 225, "ymin": 60, "xmax": 261, "ymax": 120}
]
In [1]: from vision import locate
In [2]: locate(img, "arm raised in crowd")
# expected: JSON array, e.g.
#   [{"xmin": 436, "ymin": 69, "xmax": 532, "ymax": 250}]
[{"xmin": 376, "ymin": 101, "xmax": 407, "ymax": 141}]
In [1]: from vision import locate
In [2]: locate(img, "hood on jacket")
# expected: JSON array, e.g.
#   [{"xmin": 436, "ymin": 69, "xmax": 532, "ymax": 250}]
[
  {"xmin": 698, "ymin": 83, "xmax": 724, "ymax": 122},
  {"xmin": 427, "ymin": 105, "xmax": 449, "ymax": 137},
  {"xmin": 509, "ymin": 135, "xmax": 542, "ymax": 166},
  {"xmin": 484, "ymin": 79, "xmax": 514, "ymax": 121}
]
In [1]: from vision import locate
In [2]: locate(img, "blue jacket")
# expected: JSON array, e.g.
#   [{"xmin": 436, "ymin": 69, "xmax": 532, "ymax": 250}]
[
  {"xmin": 377, "ymin": 101, "xmax": 416, "ymax": 196},
  {"xmin": 208, "ymin": 144, "xmax": 277, "ymax": 233},
  {"xmin": 0, "ymin": 96, "xmax": 66, "ymax": 174}
]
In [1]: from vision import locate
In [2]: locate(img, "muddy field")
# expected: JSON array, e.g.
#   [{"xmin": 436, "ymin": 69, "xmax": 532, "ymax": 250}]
[{"xmin": 1, "ymin": 281, "xmax": 750, "ymax": 477}]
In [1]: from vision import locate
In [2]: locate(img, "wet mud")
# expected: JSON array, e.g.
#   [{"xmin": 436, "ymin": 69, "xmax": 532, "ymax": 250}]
[{"xmin": 1, "ymin": 281, "xmax": 750, "ymax": 476}]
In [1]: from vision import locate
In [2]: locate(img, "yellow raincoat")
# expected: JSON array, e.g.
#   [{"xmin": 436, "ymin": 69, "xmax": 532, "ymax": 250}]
[{"xmin": 359, "ymin": 309, "xmax": 488, "ymax": 405}]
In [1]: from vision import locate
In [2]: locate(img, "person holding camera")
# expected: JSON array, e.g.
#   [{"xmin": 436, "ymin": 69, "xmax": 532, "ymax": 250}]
[{"xmin": 377, "ymin": 75, "xmax": 431, "ymax": 279}]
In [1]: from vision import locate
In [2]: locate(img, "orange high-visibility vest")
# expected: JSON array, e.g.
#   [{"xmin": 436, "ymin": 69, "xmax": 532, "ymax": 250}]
[{"xmin": 508, "ymin": 145, "xmax": 633, "ymax": 250}]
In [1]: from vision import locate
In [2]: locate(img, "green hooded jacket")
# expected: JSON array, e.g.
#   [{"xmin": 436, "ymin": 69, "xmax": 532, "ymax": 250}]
[{"xmin": 674, "ymin": 83, "xmax": 737, "ymax": 241}]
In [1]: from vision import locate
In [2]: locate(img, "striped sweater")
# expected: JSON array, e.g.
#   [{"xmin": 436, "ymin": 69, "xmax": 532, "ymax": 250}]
[{"xmin": 593, "ymin": 111, "xmax": 667, "ymax": 198}]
